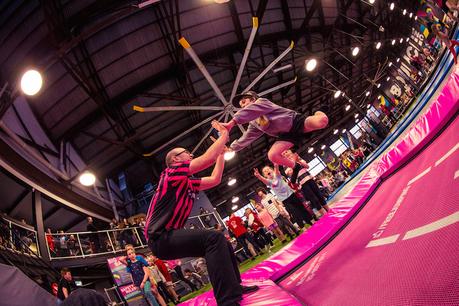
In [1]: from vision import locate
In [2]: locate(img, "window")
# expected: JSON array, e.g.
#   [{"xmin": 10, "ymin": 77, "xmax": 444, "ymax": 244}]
[
  {"xmin": 330, "ymin": 138, "xmax": 349, "ymax": 156},
  {"xmin": 307, "ymin": 156, "xmax": 326, "ymax": 176},
  {"xmin": 350, "ymin": 124, "xmax": 363, "ymax": 139},
  {"xmin": 367, "ymin": 106, "xmax": 381, "ymax": 117}
]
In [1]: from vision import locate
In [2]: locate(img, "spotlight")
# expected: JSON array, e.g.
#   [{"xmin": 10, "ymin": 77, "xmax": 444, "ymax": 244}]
[
  {"xmin": 231, "ymin": 204, "xmax": 238, "ymax": 211},
  {"xmin": 365, "ymin": 91, "xmax": 370, "ymax": 96},
  {"xmin": 369, "ymin": 0, "xmax": 375, "ymax": 3},
  {"xmin": 224, "ymin": 150, "xmax": 235, "ymax": 160},
  {"xmin": 391, "ymin": 39, "xmax": 396, "ymax": 45},
  {"xmin": 345, "ymin": 104, "xmax": 351, "ymax": 111},
  {"xmin": 79, "ymin": 171, "xmax": 96, "ymax": 186},
  {"xmin": 342, "ymin": 129, "xmax": 347, "ymax": 134},
  {"xmin": 228, "ymin": 178, "xmax": 237, "ymax": 186},
  {"xmin": 386, "ymin": 76, "xmax": 391, "ymax": 81},
  {"xmin": 400, "ymin": 38, "xmax": 404, "ymax": 43},
  {"xmin": 20, "ymin": 70, "xmax": 43, "ymax": 96},
  {"xmin": 321, "ymin": 145, "xmax": 326, "ymax": 150},
  {"xmin": 403, "ymin": 9, "xmax": 407, "ymax": 15},
  {"xmin": 305, "ymin": 58, "xmax": 318, "ymax": 72},
  {"xmin": 333, "ymin": 129, "xmax": 339, "ymax": 135},
  {"xmin": 367, "ymin": 104, "xmax": 371, "ymax": 109},
  {"xmin": 377, "ymin": 83, "xmax": 381, "ymax": 88},
  {"xmin": 307, "ymin": 147, "xmax": 314, "ymax": 153},
  {"xmin": 352, "ymin": 46, "xmax": 360, "ymax": 57},
  {"xmin": 348, "ymin": 99, "xmax": 352, "ymax": 102},
  {"xmin": 414, "ymin": 16, "xmax": 417, "ymax": 21},
  {"xmin": 389, "ymin": 3, "xmax": 395, "ymax": 10},
  {"xmin": 388, "ymin": 62, "xmax": 393, "ymax": 67},
  {"xmin": 406, "ymin": 37, "xmax": 410, "ymax": 42},
  {"xmin": 377, "ymin": 95, "xmax": 381, "ymax": 99},
  {"xmin": 231, "ymin": 196, "xmax": 239, "ymax": 203},
  {"xmin": 396, "ymin": 58, "xmax": 400, "ymax": 62},
  {"xmin": 376, "ymin": 42, "xmax": 382, "ymax": 49},
  {"xmin": 334, "ymin": 90, "xmax": 342, "ymax": 99},
  {"xmin": 409, "ymin": 12, "xmax": 413, "ymax": 18},
  {"xmin": 354, "ymin": 113, "xmax": 359, "ymax": 118}
]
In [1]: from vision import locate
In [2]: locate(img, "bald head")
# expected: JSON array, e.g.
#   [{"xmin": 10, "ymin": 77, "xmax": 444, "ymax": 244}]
[{"xmin": 165, "ymin": 147, "xmax": 192, "ymax": 167}]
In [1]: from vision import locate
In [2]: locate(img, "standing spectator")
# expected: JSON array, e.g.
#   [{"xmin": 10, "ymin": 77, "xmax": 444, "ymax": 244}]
[
  {"xmin": 257, "ymin": 188, "xmax": 298, "ymax": 239},
  {"xmin": 194, "ymin": 257, "xmax": 208, "ymax": 277},
  {"xmin": 119, "ymin": 249, "xmax": 159, "ymax": 306},
  {"xmin": 184, "ymin": 269, "xmax": 204, "ymax": 289},
  {"xmin": 254, "ymin": 203, "xmax": 287, "ymax": 243},
  {"xmin": 245, "ymin": 208, "xmax": 273, "ymax": 250},
  {"xmin": 227, "ymin": 213, "xmax": 262, "ymax": 259},
  {"xmin": 58, "ymin": 230, "xmax": 69, "ymax": 257},
  {"xmin": 86, "ymin": 217, "xmax": 101, "ymax": 253},
  {"xmin": 147, "ymin": 255, "xmax": 177, "ymax": 305},
  {"xmin": 151, "ymin": 255, "xmax": 180, "ymax": 303},
  {"xmin": 45, "ymin": 228, "xmax": 55, "ymax": 256},
  {"xmin": 199, "ymin": 207, "xmax": 212, "ymax": 228},
  {"xmin": 254, "ymin": 165, "xmax": 312, "ymax": 228},
  {"xmin": 168, "ymin": 259, "xmax": 198, "ymax": 292},
  {"xmin": 67, "ymin": 235, "xmax": 78, "ymax": 256},
  {"xmin": 57, "ymin": 268, "xmax": 76, "ymax": 301}
]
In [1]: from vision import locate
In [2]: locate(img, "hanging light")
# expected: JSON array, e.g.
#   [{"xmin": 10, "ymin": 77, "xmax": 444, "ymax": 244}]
[
  {"xmin": 354, "ymin": 113, "xmax": 359, "ymax": 118},
  {"xmin": 369, "ymin": 0, "xmax": 375, "ymax": 4},
  {"xmin": 307, "ymin": 147, "xmax": 314, "ymax": 153},
  {"xmin": 333, "ymin": 129, "xmax": 339, "ymax": 135},
  {"xmin": 231, "ymin": 196, "xmax": 239, "ymax": 203},
  {"xmin": 214, "ymin": 0, "xmax": 230, "ymax": 3},
  {"xmin": 391, "ymin": 39, "xmax": 396, "ymax": 45},
  {"xmin": 377, "ymin": 83, "xmax": 381, "ymax": 88},
  {"xmin": 388, "ymin": 62, "xmax": 393, "ymax": 67},
  {"xmin": 386, "ymin": 76, "xmax": 391, "ymax": 81},
  {"xmin": 342, "ymin": 129, "xmax": 347, "ymax": 133},
  {"xmin": 414, "ymin": 16, "xmax": 417, "ymax": 21},
  {"xmin": 224, "ymin": 150, "xmax": 235, "ymax": 160},
  {"xmin": 345, "ymin": 104, "xmax": 351, "ymax": 111},
  {"xmin": 228, "ymin": 178, "xmax": 237, "ymax": 186},
  {"xmin": 396, "ymin": 58, "xmax": 400, "ymax": 62},
  {"xmin": 79, "ymin": 171, "xmax": 96, "ymax": 186},
  {"xmin": 231, "ymin": 204, "xmax": 238, "ymax": 211},
  {"xmin": 320, "ymin": 144, "xmax": 326, "ymax": 150},
  {"xmin": 334, "ymin": 90, "xmax": 342, "ymax": 98},
  {"xmin": 402, "ymin": 9, "xmax": 407, "ymax": 15},
  {"xmin": 20, "ymin": 70, "xmax": 43, "ymax": 96},
  {"xmin": 365, "ymin": 91, "xmax": 370, "ymax": 96},
  {"xmin": 367, "ymin": 104, "xmax": 372, "ymax": 109},
  {"xmin": 305, "ymin": 58, "xmax": 318, "ymax": 71},
  {"xmin": 400, "ymin": 38, "xmax": 404, "ymax": 43},
  {"xmin": 389, "ymin": 3, "xmax": 395, "ymax": 10},
  {"xmin": 377, "ymin": 95, "xmax": 382, "ymax": 99},
  {"xmin": 406, "ymin": 37, "xmax": 410, "ymax": 42},
  {"xmin": 409, "ymin": 12, "xmax": 413, "ymax": 18},
  {"xmin": 352, "ymin": 46, "xmax": 360, "ymax": 57},
  {"xmin": 376, "ymin": 42, "xmax": 382, "ymax": 49}
]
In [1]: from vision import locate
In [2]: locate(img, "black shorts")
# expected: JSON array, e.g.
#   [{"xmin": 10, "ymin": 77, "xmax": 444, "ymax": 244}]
[{"xmin": 277, "ymin": 113, "xmax": 306, "ymax": 146}]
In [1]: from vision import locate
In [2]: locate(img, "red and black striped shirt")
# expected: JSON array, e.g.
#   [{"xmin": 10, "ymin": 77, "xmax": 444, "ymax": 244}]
[{"xmin": 144, "ymin": 161, "xmax": 201, "ymax": 241}]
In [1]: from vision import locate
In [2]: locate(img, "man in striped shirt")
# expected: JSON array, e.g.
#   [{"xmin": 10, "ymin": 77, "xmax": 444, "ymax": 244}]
[{"xmin": 144, "ymin": 121, "xmax": 258, "ymax": 306}]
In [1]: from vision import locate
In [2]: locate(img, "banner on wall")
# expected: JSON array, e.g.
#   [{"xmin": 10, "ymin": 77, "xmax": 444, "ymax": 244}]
[
  {"xmin": 118, "ymin": 283, "xmax": 148, "ymax": 306},
  {"xmin": 107, "ymin": 256, "xmax": 132, "ymax": 286}
]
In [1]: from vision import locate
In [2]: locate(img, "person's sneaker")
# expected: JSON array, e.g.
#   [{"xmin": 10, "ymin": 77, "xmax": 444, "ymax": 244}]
[{"xmin": 241, "ymin": 285, "xmax": 260, "ymax": 294}]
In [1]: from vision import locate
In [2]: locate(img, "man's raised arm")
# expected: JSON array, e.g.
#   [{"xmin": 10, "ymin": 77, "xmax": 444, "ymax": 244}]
[{"xmin": 189, "ymin": 121, "xmax": 229, "ymax": 174}]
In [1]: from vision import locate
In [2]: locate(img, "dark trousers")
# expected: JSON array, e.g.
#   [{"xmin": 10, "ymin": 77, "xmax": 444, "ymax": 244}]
[
  {"xmin": 283, "ymin": 194, "xmax": 313, "ymax": 227},
  {"xmin": 302, "ymin": 180, "xmax": 327, "ymax": 209},
  {"xmin": 254, "ymin": 228, "xmax": 273, "ymax": 247},
  {"xmin": 150, "ymin": 229, "xmax": 242, "ymax": 306},
  {"xmin": 174, "ymin": 266, "xmax": 198, "ymax": 291},
  {"xmin": 235, "ymin": 232, "xmax": 261, "ymax": 257},
  {"xmin": 275, "ymin": 215, "xmax": 298, "ymax": 238}
]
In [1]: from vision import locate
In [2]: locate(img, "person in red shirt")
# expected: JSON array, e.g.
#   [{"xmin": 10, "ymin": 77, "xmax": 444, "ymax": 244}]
[
  {"xmin": 144, "ymin": 122, "xmax": 258, "ymax": 306},
  {"xmin": 227, "ymin": 213, "xmax": 262, "ymax": 260}
]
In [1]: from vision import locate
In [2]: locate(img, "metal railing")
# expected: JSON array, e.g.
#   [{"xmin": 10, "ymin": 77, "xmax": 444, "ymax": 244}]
[
  {"xmin": 45, "ymin": 226, "xmax": 147, "ymax": 260},
  {"xmin": 0, "ymin": 216, "xmax": 40, "ymax": 256}
]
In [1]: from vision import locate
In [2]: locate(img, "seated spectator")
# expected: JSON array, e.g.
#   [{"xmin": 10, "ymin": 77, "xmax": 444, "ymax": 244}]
[
  {"xmin": 184, "ymin": 269, "xmax": 204, "ymax": 289},
  {"xmin": 57, "ymin": 268, "xmax": 77, "ymax": 301}
]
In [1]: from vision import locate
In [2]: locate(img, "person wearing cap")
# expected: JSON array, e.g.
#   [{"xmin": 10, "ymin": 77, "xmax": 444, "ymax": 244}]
[{"xmin": 217, "ymin": 91, "xmax": 328, "ymax": 174}]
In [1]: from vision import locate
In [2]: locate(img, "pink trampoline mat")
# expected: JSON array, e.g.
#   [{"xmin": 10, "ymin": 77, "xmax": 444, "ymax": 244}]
[{"xmin": 278, "ymin": 115, "xmax": 459, "ymax": 306}]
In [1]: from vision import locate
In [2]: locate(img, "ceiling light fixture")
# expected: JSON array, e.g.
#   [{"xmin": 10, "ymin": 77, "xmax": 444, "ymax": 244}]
[
  {"xmin": 352, "ymin": 46, "xmax": 360, "ymax": 57},
  {"xmin": 231, "ymin": 196, "xmax": 239, "ymax": 203},
  {"xmin": 321, "ymin": 145, "xmax": 326, "ymax": 150},
  {"xmin": 376, "ymin": 42, "xmax": 382, "ymax": 49},
  {"xmin": 333, "ymin": 129, "xmax": 339, "ymax": 135},
  {"xmin": 308, "ymin": 147, "xmax": 314, "ymax": 153},
  {"xmin": 345, "ymin": 104, "xmax": 351, "ymax": 111},
  {"xmin": 224, "ymin": 150, "xmax": 235, "ymax": 160},
  {"xmin": 20, "ymin": 70, "xmax": 43, "ymax": 96},
  {"xmin": 79, "ymin": 171, "xmax": 96, "ymax": 186},
  {"xmin": 228, "ymin": 178, "xmax": 237, "ymax": 186},
  {"xmin": 389, "ymin": 3, "xmax": 395, "ymax": 10},
  {"xmin": 334, "ymin": 90, "xmax": 342, "ymax": 98},
  {"xmin": 305, "ymin": 58, "xmax": 318, "ymax": 72},
  {"xmin": 391, "ymin": 39, "xmax": 396, "ymax": 45},
  {"xmin": 342, "ymin": 129, "xmax": 347, "ymax": 134}
]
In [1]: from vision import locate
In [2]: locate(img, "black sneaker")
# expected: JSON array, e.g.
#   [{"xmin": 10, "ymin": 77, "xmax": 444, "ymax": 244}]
[{"xmin": 241, "ymin": 285, "xmax": 260, "ymax": 294}]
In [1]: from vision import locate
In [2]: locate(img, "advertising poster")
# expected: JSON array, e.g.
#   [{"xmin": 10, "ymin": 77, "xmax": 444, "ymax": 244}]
[
  {"xmin": 118, "ymin": 283, "xmax": 148, "ymax": 306},
  {"xmin": 107, "ymin": 256, "xmax": 133, "ymax": 286}
]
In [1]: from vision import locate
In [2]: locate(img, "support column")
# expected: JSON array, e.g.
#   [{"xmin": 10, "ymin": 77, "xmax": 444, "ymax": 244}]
[{"xmin": 32, "ymin": 189, "xmax": 50, "ymax": 261}]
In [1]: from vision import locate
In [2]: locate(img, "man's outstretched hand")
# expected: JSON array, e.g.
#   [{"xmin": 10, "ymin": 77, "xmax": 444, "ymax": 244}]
[
  {"xmin": 214, "ymin": 119, "xmax": 236, "ymax": 132},
  {"xmin": 211, "ymin": 120, "xmax": 229, "ymax": 142}
]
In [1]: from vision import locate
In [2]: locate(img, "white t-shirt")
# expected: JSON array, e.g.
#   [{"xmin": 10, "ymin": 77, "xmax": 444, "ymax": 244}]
[
  {"xmin": 267, "ymin": 174, "xmax": 293, "ymax": 201},
  {"xmin": 261, "ymin": 193, "xmax": 280, "ymax": 218}
]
